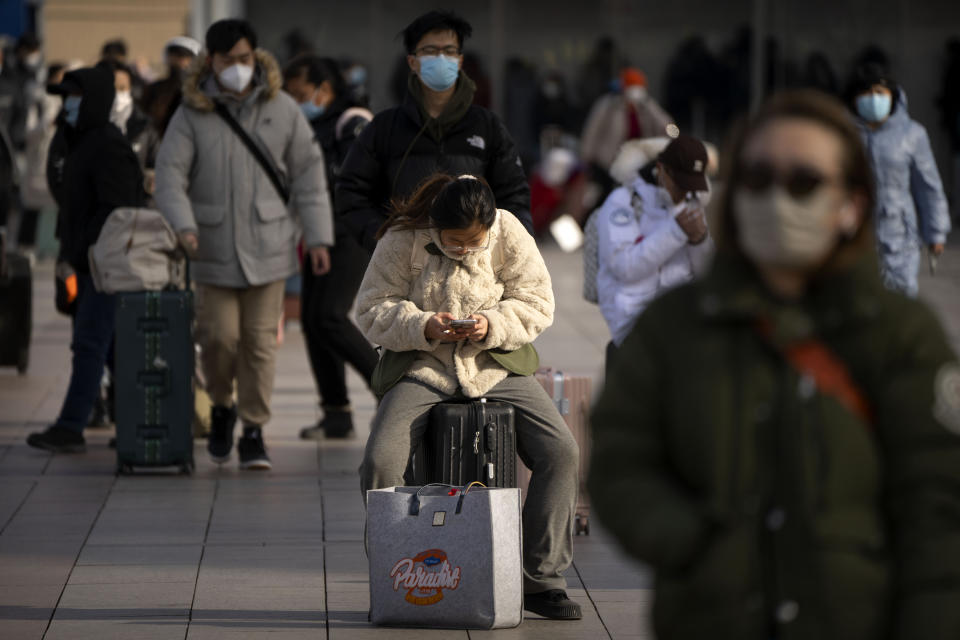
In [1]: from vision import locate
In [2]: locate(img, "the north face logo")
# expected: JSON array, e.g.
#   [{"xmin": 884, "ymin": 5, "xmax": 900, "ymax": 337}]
[{"xmin": 467, "ymin": 135, "xmax": 485, "ymax": 150}]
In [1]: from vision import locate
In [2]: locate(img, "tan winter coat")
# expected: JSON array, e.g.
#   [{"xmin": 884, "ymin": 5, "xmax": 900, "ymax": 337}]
[
  {"xmin": 154, "ymin": 50, "xmax": 333, "ymax": 287},
  {"xmin": 357, "ymin": 210, "xmax": 554, "ymax": 398}
]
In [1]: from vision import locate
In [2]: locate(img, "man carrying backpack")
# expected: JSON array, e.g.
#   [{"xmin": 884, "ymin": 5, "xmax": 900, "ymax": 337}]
[
  {"xmin": 154, "ymin": 19, "xmax": 334, "ymax": 470},
  {"xmin": 336, "ymin": 9, "xmax": 532, "ymax": 252}
]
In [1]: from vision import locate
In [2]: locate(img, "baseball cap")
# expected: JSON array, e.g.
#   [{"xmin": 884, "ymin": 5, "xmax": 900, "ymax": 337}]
[{"xmin": 658, "ymin": 134, "xmax": 709, "ymax": 193}]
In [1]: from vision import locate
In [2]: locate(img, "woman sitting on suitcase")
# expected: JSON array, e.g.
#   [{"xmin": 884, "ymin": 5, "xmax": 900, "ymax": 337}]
[{"xmin": 356, "ymin": 173, "xmax": 582, "ymax": 621}]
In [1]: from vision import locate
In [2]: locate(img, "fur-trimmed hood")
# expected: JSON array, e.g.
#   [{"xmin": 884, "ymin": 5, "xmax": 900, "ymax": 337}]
[{"xmin": 180, "ymin": 49, "xmax": 282, "ymax": 113}]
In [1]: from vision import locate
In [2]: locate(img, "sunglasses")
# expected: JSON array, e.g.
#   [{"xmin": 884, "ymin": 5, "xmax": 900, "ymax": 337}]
[{"xmin": 739, "ymin": 161, "xmax": 843, "ymax": 199}]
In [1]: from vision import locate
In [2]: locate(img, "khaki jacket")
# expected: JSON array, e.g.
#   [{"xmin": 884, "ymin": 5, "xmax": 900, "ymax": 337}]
[{"xmin": 155, "ymin": 50, "xmax": 333, "ymax": 287}]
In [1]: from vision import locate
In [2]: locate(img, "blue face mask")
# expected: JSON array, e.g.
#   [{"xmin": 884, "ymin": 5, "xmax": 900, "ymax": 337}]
[
  {"xmin": 64, "ymin": 96, "xmax": 82, "ymax": 127},
  {"xmin": 856, "ymin": 92, "xmax": 892, "ymax": 123},
  {"xmin": 417, "ymin": 55, "xmax": 459, "ymax": 92},
  {"xmin": 299, "ymin": 96, "xmax": 325, "ymax": 121}
]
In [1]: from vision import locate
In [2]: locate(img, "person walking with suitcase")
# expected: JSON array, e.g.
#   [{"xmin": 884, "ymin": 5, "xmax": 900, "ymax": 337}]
[
  {"xmin": 357, "ymin": 174, "xmax": 582, "ymax": 620},
  {"xmin": 155, "ymin": 19, "xmax": 334, "ymax": 470},
  {"xmin": 26, "ymin": 66, "xmax": 144, "ymax": 452},
  {"xmin": 282, "ymin": 55, "xmax": 376, "ymax": 439}
]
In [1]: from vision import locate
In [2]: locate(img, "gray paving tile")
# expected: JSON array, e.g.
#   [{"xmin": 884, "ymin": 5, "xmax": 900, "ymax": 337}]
[
  {"xmin": 186, "ymin": 622, "xmax": 326, "ymax": 639},
  {"xmin": 45, "ymin": 617, "xmax": 189, "ymax": 639},
  {"xmin": 0, "ymin": 546, "xmax": 76, "ymax": 586},
  {"xmin": 0, "ymin": 478, "xmax": 33, "ymax": 530},
  {"xmin": 67, "ymin": 564, "xmax": 198, "ymax": 585},
  {"xmin": 0, "ymin": 619, "xmax": 49, "ymax": 640},
  {"xmin": 594, "ymin": 599, "xmax": 653, "ymax": 638},
  {"xmin": 57, "ymin": 582, "xmax": 195, "ymax": 618},
  {"xmin": 0, "ymin": 583, "xmax": 63, "ymax": 629},
  {"xmin": 191, "ymin": 585, "xmax": 325, "ymax": 613},
  {"xmin": 77, "ymin": 544, "xmax": 203, "ymax": 566},
  {"xmin": 197, "ymin": 545, "xmax": 325, "ymax": 588}
]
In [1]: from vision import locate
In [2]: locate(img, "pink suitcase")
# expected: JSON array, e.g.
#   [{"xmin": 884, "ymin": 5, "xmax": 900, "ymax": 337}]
[{"xmin": 519, "ymin": 368, "xmax": 593, "ymax": 535}]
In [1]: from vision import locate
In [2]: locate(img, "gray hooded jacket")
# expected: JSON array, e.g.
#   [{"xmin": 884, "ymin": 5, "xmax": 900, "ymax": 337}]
[
  {"xmin": 858, "ymin": 89, "xmax": 951, "ymax": 296},
  {"xmin": 155, "ymin": 50, "xmax": 333, "ymax": 287}
]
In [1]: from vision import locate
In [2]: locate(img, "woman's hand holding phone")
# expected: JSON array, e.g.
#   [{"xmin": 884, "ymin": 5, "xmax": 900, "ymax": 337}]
[
  {"xmin": 424, "ymin": 313, "xmax": 488, "ymax": 342},
  {"xmin": 425, "ymin": 312, "xmax": 461, "ymax": 342},
  {"xmin": 464, "ymin": 314, "xmax": 488, "ymax": 342}
]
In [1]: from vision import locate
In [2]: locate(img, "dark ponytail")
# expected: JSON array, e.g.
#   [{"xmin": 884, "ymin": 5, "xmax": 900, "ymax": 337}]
[{"xmin": 376, "ymin": 173, "xmax": 497, "ymax": 240}]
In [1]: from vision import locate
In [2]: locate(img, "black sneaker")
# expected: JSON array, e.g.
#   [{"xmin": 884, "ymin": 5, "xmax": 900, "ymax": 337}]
[
  {"xmin": 299, "ymin": 409, "xmax": 355, "ymax": 440},
  {"xmin": 238, "ymin": 428, "xmax": 272, "ymax": 471},
  {"xmin": 26, "ymin": 426, "xmax": 87, "ymax": 453},
  {"xmin": 207, "ymin": 405, "xmax": 237, "ymax": 463},
  {"xmin": 524, "ymin": 590, "xmax": 582, "ymax": 620}
]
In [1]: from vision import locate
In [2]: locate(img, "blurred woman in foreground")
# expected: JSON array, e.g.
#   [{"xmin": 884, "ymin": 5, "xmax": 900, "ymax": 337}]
[{"xmin": 590, "ymin": 90, "xmax": 960, "ymax": 640}]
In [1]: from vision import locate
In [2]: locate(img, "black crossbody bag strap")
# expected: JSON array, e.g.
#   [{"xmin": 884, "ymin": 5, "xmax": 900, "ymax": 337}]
[{"xmin": 213, "ymin": 102, "xmax": 290, "ymax": 203}]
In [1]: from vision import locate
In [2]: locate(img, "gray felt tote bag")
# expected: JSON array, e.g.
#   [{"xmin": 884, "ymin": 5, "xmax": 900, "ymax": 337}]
[{"xmin": 366, "ymin": 483, "xmax": 523, "ymax": 629}]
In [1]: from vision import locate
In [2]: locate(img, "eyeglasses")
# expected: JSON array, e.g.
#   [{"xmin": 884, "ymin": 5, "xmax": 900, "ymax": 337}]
[
  {"xmin": 440, "ymin": 234, "xmax": 490, "ymax": 254},
  {"xmin": 415, "ymin": 46, "xmax": 462, "ymax": 57},
  {"xmin": 739, "ymin": 161, "xmax": 843, "ymax": 199}
]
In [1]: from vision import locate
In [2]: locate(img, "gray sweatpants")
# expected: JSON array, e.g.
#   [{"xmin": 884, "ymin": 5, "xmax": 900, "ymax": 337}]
[{"xmin": 360, "ymin": 375, "xmax": 579, "ymax": 593}]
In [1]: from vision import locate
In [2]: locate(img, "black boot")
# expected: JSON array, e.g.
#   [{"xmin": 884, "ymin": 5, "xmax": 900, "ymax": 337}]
[
  {"xmin": 299, "ymin": 405, "xmax": 355, "ymax": 440},
  {"xmin": 207, "ymin": 405, "xmax": 237, "ymax": 463},
  {"xmin": 27, "ymin": 426, "xmax": 86, "ymax": 453}
]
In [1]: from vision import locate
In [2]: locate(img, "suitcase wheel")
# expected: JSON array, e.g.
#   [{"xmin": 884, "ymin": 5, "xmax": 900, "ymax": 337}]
[
  {"xmin": 16, "ymin": 347, "xmax": 28, "ymax": 375},
  {"xmin": 575, "ymin": 514, "xmax": 590, "ymax": 536}
]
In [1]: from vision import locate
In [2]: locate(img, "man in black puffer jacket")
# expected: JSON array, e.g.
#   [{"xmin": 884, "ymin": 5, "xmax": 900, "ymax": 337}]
[
  {"xmin": 336, "ymin": 10, "xmax": 532, "ymax": 252},
  {"xmin": 27, "ymin": 66, "xmax": 144, "ymax": 453}
]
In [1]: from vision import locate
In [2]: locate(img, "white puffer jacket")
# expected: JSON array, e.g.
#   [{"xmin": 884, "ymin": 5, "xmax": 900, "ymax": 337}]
[{"xmin": 597, "ymin": 178, "xmax": 713, "ymax": 345}]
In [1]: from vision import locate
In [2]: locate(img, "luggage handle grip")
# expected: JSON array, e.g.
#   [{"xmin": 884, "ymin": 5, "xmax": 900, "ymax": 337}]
[{"xmin": 408, "ymin": 482, "xmax": 486, "ymax": 515}]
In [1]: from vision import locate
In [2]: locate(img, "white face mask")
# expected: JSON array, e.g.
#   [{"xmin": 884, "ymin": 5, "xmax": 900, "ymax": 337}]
[
  {"xmin": 733, "ymin": 186, "xmax": 841, "ymax": 269},
  {"xmin": 110, "ymin": 90, "xmax": 133, "ymax": 130},
  {"xmin": 625, "ymin": 86, "xmax": 648, "ymax": 103},
  {"xmin": 24, "ymin": 52, "xmax": 42, "ymax": 70},
  {"xmin": 218, "ymin": 63, "xmax": 254, "ymax": 94}
]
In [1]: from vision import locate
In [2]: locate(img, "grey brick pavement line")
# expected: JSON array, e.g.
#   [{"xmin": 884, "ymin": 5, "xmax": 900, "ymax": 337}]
[
  {"xmin": 39, "ymin": 475, "xmax": 118, "ymax": 640},
  {"xmin": 184, "ymin": 471, "xmax": 221, "ymax": 639},
  {"xmin": 570, "ymin": 561, "xmax": 613, "ymax": 640},
  {"xmin": 321, "ymin": 490, "xmax": 331, "ymax": 640},
  {"xmin": 0, "ymin": 480, "xmax": 37, "ymax": 534}
]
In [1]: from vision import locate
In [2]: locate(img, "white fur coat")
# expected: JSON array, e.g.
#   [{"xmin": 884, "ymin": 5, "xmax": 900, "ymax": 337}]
[{"xmin": 356, "ymin": 210, "xmax": 555, "ymax": 397}]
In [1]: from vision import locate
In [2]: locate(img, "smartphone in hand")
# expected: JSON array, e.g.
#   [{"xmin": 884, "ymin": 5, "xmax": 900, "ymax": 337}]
[{"xmin": 449, "ymin": 319, "xmax": 478, "ymax": 329}]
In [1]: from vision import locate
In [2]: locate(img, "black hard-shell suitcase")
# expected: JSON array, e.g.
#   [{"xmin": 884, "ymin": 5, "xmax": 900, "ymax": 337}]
[
  {"xmin": 114, "ymin": 289, "xmax": 195, "ymax": 473},
  {"xmin": 416, "ymin": 400, "xmax": 517, "ymax": 488},
  {"xmin": 0, "ymin": 251, "xmax": 32, "ymax": 374}
]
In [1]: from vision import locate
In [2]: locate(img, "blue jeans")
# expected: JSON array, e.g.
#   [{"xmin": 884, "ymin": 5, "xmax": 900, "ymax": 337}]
[{"xmin": 54, "ymin": 274, "xmax": 115, "ymax": 433}]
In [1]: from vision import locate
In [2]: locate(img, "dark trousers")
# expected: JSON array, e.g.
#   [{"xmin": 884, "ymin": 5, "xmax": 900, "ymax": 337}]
[
  {"xmin": 55, "ymin": 273, "xmax": 115, "ymax": 433},
  {"xmin": 301, "ymin": 234, "xmax": 378, "ymax": 408}
]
